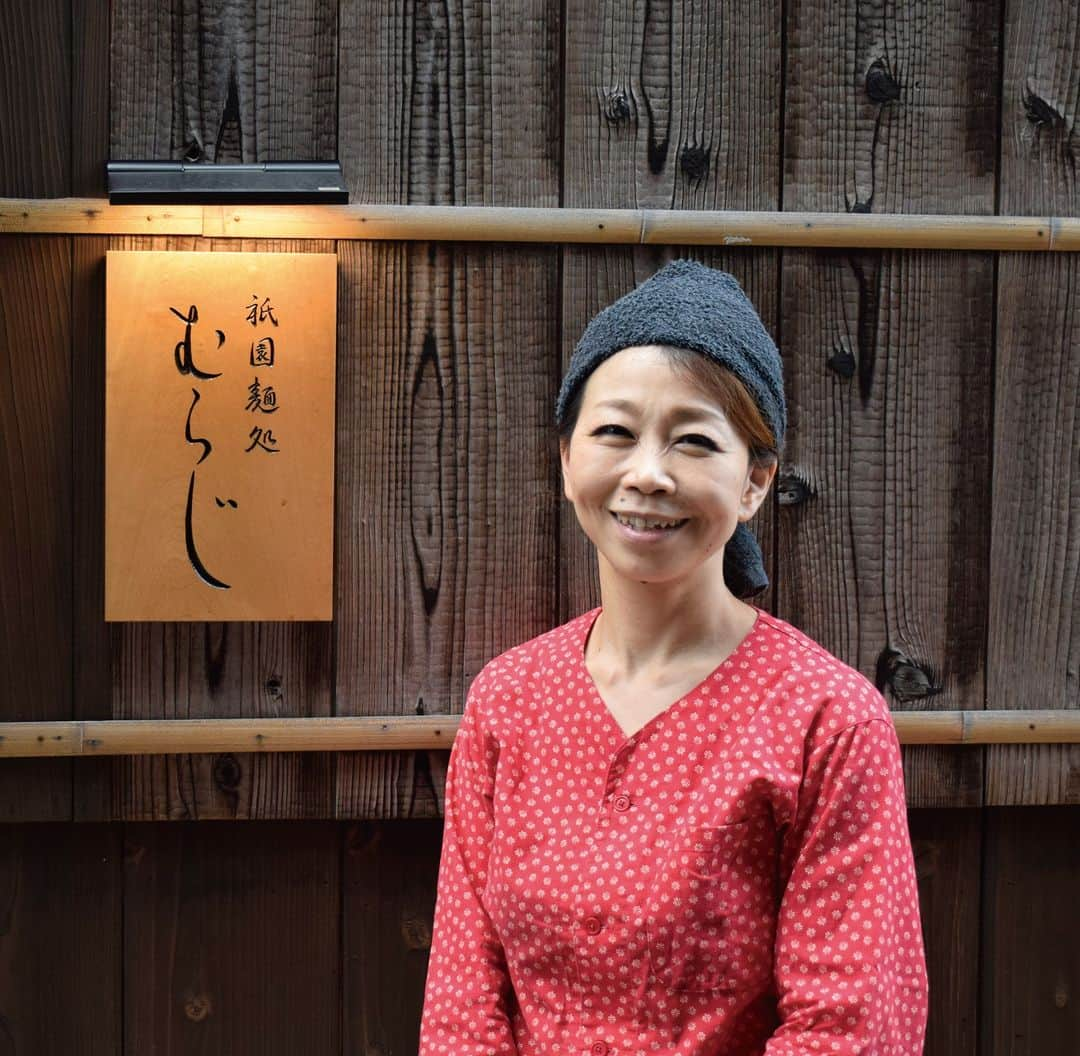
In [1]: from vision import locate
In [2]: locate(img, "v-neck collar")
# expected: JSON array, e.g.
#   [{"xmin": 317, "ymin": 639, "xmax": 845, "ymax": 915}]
[{"xmin": 574, "ymin": 604, "xmax": 767, "ymax": 744}]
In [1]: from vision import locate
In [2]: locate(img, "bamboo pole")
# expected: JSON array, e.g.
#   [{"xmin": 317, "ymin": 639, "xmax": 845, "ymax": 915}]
[
  {"xmin": 2, "ymin": 198, "xmax": 1080, "ymax": 250},
  {"xmin": 0, "ymin": 711, "xmax": 1077, "ymax": 758}
]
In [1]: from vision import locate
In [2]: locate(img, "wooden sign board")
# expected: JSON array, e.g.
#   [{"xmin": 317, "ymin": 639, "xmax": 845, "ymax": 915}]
[{"xmin": 105, "ymin": 250, "xmax": 336, "ymax": 621}]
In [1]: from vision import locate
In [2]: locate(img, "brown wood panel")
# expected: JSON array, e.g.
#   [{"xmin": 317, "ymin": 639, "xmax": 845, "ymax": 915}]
[
  {"xmin": 72, "ymin": 0, "xmax": 110, "ymax": 196},
  {"xmin": 338, "ymin": 0, "xmax": 560, "ymax": 205},
  {"xmin": 784, "ymin": 0, "xmax": 998, "ymax": 215},
  {"xmin": 981, "ymin": 807, "xmax": 1080, "ymax": 1053},
  {"xmin": 559, "ymin": 3, "xmax": 783, "ymax": 619},
  {"xmin": 781, "ymin": 1, "xmax": 1000, "ymax": 807},
  {"xmin": 110, "ymin": 0, "xmax": 338, "ymax": 163},
  {"xmin": 343, "ymin": 820, "xmax": 443, "ymax": 1054},
  {"xmin": 106, "ymin": 237, "xmax": 335, "ymax": 820},
  {"xmin": 557, "ymin": 247, "xmax": 780, "ymax": 623},
  {"xmin": 909, "ymin": 808, "xmax": 981, "ymax": 1056},
  {"xmin": 334, "ymin": 241, "xmax": 559, "ymax": 817},
  {"xmin": 123, "ymin": 820, "xmax": 340, "ymax": 1054},
  {"xmin": 0, "ymin": 236, "xmax": 74, "ymax": 820},
  {"xmin": 0, "ymin": 824, "xmax": 122, "ymax": 1052},
  {"xmin": 0, "ymin": 0, "xmax": 69, "ymax": 196},
  {"xmin": 72, "ymin": 236, "xmax": 114, "ymax": 820},
  {"xmin": 987, "ymin": 0, "xmax": 1080, "ymax": 805},
  {"xmin": 563, "ymin": 0, "xmax": 782, "ymax": 209}
]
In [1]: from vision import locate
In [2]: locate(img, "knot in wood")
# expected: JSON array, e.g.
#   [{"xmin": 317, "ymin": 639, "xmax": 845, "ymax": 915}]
[
  {"xmin": 184, "ymin": 993, "xmax": 212, "ymax": 1022},
  {"xmin": 212, "ymin": 753, "xmax": 242, "ymax": 792},
  {"xmin": 401, "ymin": 914, "xmax": 433, "ymax": 951},
  {"xmin": 1022, "ymin": 84, "xmax": 1065, "ymax": 129},
  {"xmin": 865, "ymin": 59, "xmax": 900, "ymax": 104},
  {"xmin": 601, "ymin": 88, "xmax": 633, "ymax": 124},
  {"xmin": 826, "ymin": 343, "xmax": 856, "ymax": 378},
  {"xmin": 777, "ymin": 468, "xmax": 814, "ymax": 507},
  {"xmin": 183, "ymin": 138, "xmax": 205, "ymax": 163},
  {"xmin": 678, "ymin": 144, "xmax": 710, "ymax": 181},
  {"xmin": 264, "ymin": 676, "xmax": 283, "ymax": 699},
  {"xmin": 876, "ymin": 647, "xmax": 942, "ymax": 703}
]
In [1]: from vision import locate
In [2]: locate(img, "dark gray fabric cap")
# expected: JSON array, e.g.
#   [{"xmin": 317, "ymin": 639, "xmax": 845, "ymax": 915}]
[{"xmin": 556, "ymin": 259, "xmax": 785, "ymax": 599}]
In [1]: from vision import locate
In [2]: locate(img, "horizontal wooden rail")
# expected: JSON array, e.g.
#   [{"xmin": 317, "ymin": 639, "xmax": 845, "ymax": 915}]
[
  {"xmin": 2, "ymin": 198, "xmax": 1080, "ymax": 250},
  {"xmin": 0, "ymin": 711, "xmax": 1077, "ymax": 757}
]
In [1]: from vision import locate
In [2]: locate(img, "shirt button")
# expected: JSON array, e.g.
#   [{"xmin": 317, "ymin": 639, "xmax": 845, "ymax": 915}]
[
  {"xmin": 612, "ymin": 793, "xmax": 631, "ymax": 813},
  {"xmin": 590, "ymin": 1043, "xmax": 609, "ymax": 1056},
  {"xmin": 583, "ymin": 915, "xmax": 603, "ymax": 935}
]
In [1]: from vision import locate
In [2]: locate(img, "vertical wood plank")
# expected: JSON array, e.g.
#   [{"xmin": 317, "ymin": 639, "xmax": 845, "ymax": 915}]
[
  {"xmin": 106, "ymin": 237, "xmax": 335, "ymax": 821},
  {"xmin": 981, "ymin": 807, "xmax": 1080, "ymax": 1053},
  {"xmin": 110, "ymin": 0, "xmax": 338, "ymax": 163},
  {"xmin": 123, "ymin": 821, "xmax": 341, "ymax": 1055},
  {"xmin": 560, "ymin": 2, "xmax": 782, "ymax": 619},
  {"xmin": 338, "ymin": 0, "xmax": 561, "ymax": 204},
  {"xmin": 909, "ymin": 809, "xmax": 981, "ymax": 1056},
  {"xmin": 987, "ymin": 0, "xmax": 1080, "ymax": 805},
  {"xmin": 0, "ymin": 824, "xmax": 122, "ymax": 1053},
  {"xmin": 781, "ymin": 0, "xmax": 1000, "ymax": 807},
  {"xmin": 0, "ymin": 236, "xmax": 74, "ymax": 820},
  {"xmin": 0, "ymin": 0, "xmax": 69, "ymax": 196},
  {"xmin": 72, "ymin": 236, "xmax": 114, "ymax": 819},
  {"xmin": 334, "ymin": 241, "xmax": 559, "ymax": 817},
  {"xmin": 563, "ymin": 0, "xmax": 782, "ymax": 210},
  {"xmin": 72, "ymin": 0, "xmax": 111, "ymax": 196},
  {"xmin": 343, "ymin": 820, "xmax": 443, "ymax": 1054}
]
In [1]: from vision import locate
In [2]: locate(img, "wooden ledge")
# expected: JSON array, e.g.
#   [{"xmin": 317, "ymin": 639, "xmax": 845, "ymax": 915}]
[
  {"xmin": 2, "ymin": 199, "xmax": 1079, "ymax": 250},
  {"xmin": 0, "ymin": 711, "xmax": 1076, "ymax": 757}
]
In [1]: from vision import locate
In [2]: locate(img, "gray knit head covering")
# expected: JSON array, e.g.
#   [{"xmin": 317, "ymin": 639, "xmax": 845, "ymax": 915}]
[{"xmin": 556, "ymin": 259, "xmax": 785, "ymax": 599}]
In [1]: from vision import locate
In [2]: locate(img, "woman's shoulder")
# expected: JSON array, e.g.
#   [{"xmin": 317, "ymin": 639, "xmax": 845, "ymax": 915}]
[
  {"xmin": 465, "ymin": 608, "xmax": 599, "ymax": 715},
  {"xmin": 751, "ymin": 609, "xmax": 893, "ymax": 746}
]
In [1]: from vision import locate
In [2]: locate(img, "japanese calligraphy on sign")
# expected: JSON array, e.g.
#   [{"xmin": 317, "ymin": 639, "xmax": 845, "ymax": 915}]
[{"xmin": 105, "ymin": 251, "xmax": 336, "ymax": 620}]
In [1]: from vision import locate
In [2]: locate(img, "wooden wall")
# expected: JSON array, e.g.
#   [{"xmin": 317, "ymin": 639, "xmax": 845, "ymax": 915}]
[{"xmin": 0, "ymin": 0, "xmax": 1077, "ymax": 1053}]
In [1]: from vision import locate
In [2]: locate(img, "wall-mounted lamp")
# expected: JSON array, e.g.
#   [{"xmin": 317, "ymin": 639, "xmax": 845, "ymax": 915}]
[{"xmin": 106, "ymin": 161, "xmax": 348, "ymax": 204}]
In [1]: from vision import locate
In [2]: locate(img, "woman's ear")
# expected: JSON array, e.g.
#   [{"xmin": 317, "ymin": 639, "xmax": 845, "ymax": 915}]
[
  {"xmin": 559, "ymin": 437, "xmax": 576, "ymax": 503},
  {"xmin": 738, "ymin": 460, "xmax": 778, "ymax": 522}
]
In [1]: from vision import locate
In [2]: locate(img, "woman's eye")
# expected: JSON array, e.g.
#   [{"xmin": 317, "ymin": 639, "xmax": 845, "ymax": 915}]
[
  {"xmin": 590, "ymin": 424, "xmax": 633, "ymax": 439},
  {"xmin": 678, "ymin": 433, "xmax": 719, "ymax": 451}
]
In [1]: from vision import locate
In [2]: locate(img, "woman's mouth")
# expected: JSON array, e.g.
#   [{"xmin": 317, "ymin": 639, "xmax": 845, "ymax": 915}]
[{"xmin": 611, "ymin": 511, "xmax": 688, "ymax": 532}]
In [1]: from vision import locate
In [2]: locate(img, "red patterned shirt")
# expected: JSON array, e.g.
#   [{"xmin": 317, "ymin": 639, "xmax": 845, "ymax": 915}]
[{"xmin": 419, "ymin": 607, "xmax": 928, "ymax": 1055}]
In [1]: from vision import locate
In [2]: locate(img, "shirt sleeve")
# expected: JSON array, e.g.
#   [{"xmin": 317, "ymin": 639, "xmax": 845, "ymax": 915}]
[
  {"xmin": 765, "ymin": 718, "xmax": 929, "ymax": 1056},
  {"xmin": 418, "ymin": 686, "xmax": 519, "ymax": 1056}
]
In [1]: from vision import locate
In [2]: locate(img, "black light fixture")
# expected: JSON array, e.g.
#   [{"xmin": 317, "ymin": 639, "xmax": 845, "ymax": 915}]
[{"xmin": 106, "ymin": 161, "xmax": 349, "ymax": 205}]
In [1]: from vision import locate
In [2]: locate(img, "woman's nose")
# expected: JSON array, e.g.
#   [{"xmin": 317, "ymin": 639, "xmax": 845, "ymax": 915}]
[{"xmin": 622, "ymin": 445, "xmax": 674, "ymax": 492}]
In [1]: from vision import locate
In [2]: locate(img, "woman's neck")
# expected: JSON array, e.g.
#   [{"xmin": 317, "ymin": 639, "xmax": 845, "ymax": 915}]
[{"xmin": 590, "ymin": 555, "xmax": 757, "ymax": 676}]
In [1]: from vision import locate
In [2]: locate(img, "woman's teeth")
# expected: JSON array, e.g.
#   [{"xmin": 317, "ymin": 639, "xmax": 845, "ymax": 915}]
[{"xmin": 613, "ymin": 512, "xmax": 686, "ymax": 530}]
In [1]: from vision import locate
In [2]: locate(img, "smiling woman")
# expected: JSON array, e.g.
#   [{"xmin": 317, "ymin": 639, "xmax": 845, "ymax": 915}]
[{"xmin": 418, "ymin": 261, "xmax": 929, "ymax": 1056}]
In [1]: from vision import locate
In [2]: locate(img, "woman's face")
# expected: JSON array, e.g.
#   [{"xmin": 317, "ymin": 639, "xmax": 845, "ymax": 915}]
[{"xmin": 560, "ymin": 346, "xmax": 776, "ymax": 588}]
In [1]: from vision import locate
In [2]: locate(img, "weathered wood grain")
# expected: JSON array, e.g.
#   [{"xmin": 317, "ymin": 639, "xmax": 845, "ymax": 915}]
[
  {"xmin": 334, "ymin": 240, "xmax": 558, "ymax": 816},
  {"xmin": 0, "ymin": 0, "xmax": 69, "ymax": 196},
  {"xmin": 559, "ymin": 3, "xmax": 783, "ymax": 622},
  {"xmin": 72, "ymin": 236, "xmax": 114, "ymax": 819},
  {"xmin": 105, "ymin": 236, "xmax": 335, "ymax": 820},
  {"xmin": 72, "ymin": 0, "xmax": 110, "ymax": 196},
  {"xmin": 987, "ymin": 0, "xmax": 1080, "ymax": 805},
  {"xmin": 781, "ymin": 1, "xmax": 999, "ymax": 807},
  {"xmin": 557, "ymin": 247, "xmax": 780, "ymax": 623},
  {"xmin": 563, "ymin": 0, "xmax": 781, "ymax": 210},
  {"xmin": 0, "ymin": 824, "xmax": 122, "ymax": 1053},
  {"xmin": 338, "ymin": 0, "xmax": 560, "ymax": 205},
  {"xmin": 343, "ymin": 820, "xmax": 442, "ymax": 1053},
  {"xmin": 981, "ymin": 807, "xmax": 1080, "ymax": 1052},
  {"xmin": 110, "ymin": 0, "xmax": 337, "ymax": 164},
  {"xmin": 0, "ymin": 236, "xmax": 74, "ymax": 820},
  {"xmin": 909, "ymin": 809, "xmax": 981, "ymax": 1056},
  {"xmin": 123, "ymin": 821, "xmax": 340, "ymax": 1054}
]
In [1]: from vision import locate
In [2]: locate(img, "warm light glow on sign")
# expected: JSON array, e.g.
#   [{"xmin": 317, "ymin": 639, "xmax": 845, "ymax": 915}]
[{"xmin": 105, "ymin": 250, "xmax": 336, "ymax": 621}]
